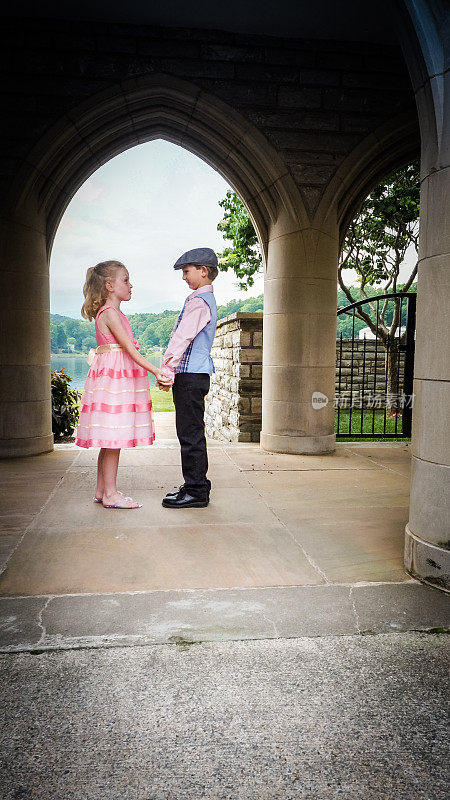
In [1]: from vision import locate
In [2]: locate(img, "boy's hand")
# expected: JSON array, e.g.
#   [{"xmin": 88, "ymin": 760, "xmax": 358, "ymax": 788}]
[
  {"xmin": 155, "ymin": 369, "xmax": 171, "ymax": 383},
  {"xmin": 155, "ymin": 370, "xmax": 173, "ymax": 390}
]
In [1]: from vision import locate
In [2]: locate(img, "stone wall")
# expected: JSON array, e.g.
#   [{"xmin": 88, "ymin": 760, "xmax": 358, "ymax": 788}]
[
  {"xmin": 0, "ymin": 18, "xmax": 416, "ymax": 218},
  {"xmin": 205, "ymin": 313, "xmax": 262, "ymax": 443},
  {"xmin": 336, "ymin": 338, "xmax": 406, "ymax": 408},
  {"xmin": 206, "ymin": 314, "xmax": 409, "ymax": 440}
]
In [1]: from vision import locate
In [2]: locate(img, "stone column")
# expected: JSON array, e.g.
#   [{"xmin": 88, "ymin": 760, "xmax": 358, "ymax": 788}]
[
  {"xmin": 0, "ymin": 199, "xmax": 53, "ymax": 458},
  {"xmin": 260, "ymin": 211, "xmax": 338, "ymax": 455},
  {"xmin": 404, "ymin": 163, "xmax": 450, "ymax": 590},
  {"xmin": 402, "ymin": 3, "xmax": 450, "ymax": 591}
]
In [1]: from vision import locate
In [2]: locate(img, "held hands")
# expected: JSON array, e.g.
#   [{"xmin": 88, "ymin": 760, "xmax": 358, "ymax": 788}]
[{"xmin": 155, "ymin": 369, "xmax": 173, "ymax": 391}]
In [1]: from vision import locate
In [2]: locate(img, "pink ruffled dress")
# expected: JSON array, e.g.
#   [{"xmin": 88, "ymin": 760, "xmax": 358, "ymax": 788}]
[{"xmin": 75, "ymin": 304, "xmax": 155, "ymax": 449}]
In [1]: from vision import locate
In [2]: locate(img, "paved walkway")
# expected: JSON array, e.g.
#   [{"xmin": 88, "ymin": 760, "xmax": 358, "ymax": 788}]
[
  {"xmin": 1, "ymin": 634, "xmax": 449, "ymax": 799},
  {"xmin": 0, "ymin": 414, "xmax": 448, "ymax": 651},
  {"xmin": 1, "ymin": 417, "xmax": 449, "ymax": 799}
]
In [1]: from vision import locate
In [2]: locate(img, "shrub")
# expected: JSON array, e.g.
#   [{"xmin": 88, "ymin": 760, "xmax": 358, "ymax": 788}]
[{"xmin": 51, "ymin": 369, "xmax": 81, "ymax": 438}]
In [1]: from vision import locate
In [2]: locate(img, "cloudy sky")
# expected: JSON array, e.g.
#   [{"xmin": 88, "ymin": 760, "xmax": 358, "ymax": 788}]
[
  {"xmin": 50, "ymin": 139, "xmax": 416, "ymax": 318},
  {"xmin": 50, "ymin": 140, "xmax": 264, "ymax": 318}
]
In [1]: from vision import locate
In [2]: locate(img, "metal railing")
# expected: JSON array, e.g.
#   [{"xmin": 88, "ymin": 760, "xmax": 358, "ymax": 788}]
[{"xmin": 335, "ymin": 292, "xmax": 416, "ymax": 438}]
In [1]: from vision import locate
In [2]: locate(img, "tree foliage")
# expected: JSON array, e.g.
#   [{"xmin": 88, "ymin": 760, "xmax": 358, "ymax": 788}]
[
  {"xmin": 338, "ymin": 161, "xmax": 420, "ymax": 414},
  {"xmin": 216, "ymin": 190, "xmax": 262, "ymax": 290},
  {"xmin": 51, "ymin": 369, "xmax": 81, "ymax": 438},
  {"xmin": 339, "ymin": 161, "xmax": 419, "ymax": 338}
]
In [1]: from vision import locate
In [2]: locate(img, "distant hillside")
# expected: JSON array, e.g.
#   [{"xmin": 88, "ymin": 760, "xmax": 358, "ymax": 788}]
[
  {"xmin": 50, "ymin": 293, "xmax": 264, "ymax": 354},
  {"xmin": 50, "ymin": 285, "xmax": 416, "ymax": 353}
]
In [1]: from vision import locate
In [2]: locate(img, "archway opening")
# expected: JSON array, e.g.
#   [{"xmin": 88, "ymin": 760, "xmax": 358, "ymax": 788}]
[{"xmin": 49, "ymin": 138, "xmax": 265, "ymax": 410}]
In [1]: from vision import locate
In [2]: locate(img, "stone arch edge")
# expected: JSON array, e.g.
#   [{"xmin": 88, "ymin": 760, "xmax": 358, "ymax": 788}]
[
  {"xmin": 3, "ymin": 72, "xmax": 308, "ymax": 263},
  {"xmin": 314, "ymin": 114, "xmax": 420, "ymax": 250}
]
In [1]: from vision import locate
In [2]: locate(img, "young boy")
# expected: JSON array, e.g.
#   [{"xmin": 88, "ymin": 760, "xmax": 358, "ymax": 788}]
[{"xmin": 157, "ymin": 247, "xmax": 218, "ymax": 508}]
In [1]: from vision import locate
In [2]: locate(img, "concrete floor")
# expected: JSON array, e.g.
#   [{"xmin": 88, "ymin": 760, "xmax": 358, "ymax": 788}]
[
  {"xmin": 0, "ymin": 413, "xmax": 448, "ymax": 651},
  {"xmin": 1, "ymin": 416, "xmax": 449, "ymax": 799},
  {"xmin": 1, "ymin": 634, "xmax": 449, "ymax": 800}
]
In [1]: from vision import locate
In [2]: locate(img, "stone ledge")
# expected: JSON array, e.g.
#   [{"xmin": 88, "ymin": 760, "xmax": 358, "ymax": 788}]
[
  {"xmin": 216, "ymin": 312, "xmax": 263, "ymax": 329},
  {"xmin": 1, "ymin": 582, "xmax": 448, "ymax": 653}
]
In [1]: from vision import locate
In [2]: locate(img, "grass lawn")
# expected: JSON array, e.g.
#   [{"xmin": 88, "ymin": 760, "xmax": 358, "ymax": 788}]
[
  {"xmin": 335, "ymin": 409, "xmax": 410, "ymax": 442},
  {"xmin": 150, "ymin": 387, "xmax": 175, "ymax": 412},
  {"xmin": 73, "ymin": 390, "xmax": 409, "ymax": 441}
]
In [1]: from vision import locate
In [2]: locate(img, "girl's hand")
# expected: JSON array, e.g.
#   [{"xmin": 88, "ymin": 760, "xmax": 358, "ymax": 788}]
[{"xmin": 155, "ymin": 369, "xmax": 173, "ymax": 386}]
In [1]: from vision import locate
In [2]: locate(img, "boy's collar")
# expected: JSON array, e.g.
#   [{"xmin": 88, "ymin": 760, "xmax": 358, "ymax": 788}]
[{"xmin": 189, "ymin": 284, "xmax": 214, "ymax": 298}]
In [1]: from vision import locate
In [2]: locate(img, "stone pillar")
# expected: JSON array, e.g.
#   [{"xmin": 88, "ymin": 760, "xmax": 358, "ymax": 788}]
[
  {"xmin": 0, "ymin": 200, "xmax": 53, "ymax": 458},
  {"xmin": 260, "ymin": 212, "xmax": 338, "ymax": 455},
  {"xmin": 404, "ymin": 165, "xmax": 450, "ymax": 590},
  {"xmin": 402, "ymin": 4, "xmax": 450, "ymax": 591}
]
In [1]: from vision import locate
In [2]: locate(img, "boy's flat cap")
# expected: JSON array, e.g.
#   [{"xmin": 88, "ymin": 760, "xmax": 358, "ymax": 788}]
[{"xmin": 173, "ymin": 247, "xmax": 218, "ymax": 270}]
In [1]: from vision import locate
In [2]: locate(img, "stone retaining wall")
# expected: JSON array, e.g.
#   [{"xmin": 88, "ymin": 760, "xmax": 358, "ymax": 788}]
[
  {"xmin": 206, "ymin": 313, "xmax": 408, "ymax": 441},
  {"xmin": 337, "ymin": 338, "xmax": 405, "ymax": 408},
  {"xmin": 205, "ymin": 313, "xmax": 262, "ymax": 443}
]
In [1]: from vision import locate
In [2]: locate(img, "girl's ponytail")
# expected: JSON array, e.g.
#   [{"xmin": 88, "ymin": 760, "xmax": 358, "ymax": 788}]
[{"xmin": 81, "ymin": 260, "xmax": 124, "ymax": 320}]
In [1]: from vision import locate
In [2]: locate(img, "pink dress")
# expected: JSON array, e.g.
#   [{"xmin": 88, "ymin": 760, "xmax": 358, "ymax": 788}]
[{"xmin": 75, "ymin": 305, "xmax": 155, "ymax": 449}]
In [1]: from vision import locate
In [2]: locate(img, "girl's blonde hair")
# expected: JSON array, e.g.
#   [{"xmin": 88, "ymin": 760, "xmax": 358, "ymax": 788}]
[{"xmin": 81, "ymin": 260, "xmax": 124, "ymax": 321}]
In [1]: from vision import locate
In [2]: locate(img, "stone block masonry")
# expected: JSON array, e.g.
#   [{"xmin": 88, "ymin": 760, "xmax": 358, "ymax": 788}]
[
  {"xmin": 0, "ymin": 17, "xmax": 416, "ymax": 217},
  {"xmin": 205, "ymin": 313, "xmax": 263, "ymax": 443},
  {"xmin": 206, "ymin": 315, "xmax": 409, "ymax": 441},
  {"xmin": 336, "ymin": 338, "xmax": 406, "ymax": 408}
]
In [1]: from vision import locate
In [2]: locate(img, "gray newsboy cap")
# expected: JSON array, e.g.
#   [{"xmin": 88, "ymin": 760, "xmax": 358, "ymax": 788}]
[{"xmin": 173, "ymin": 247, "xmax": 218, "ymax": 270}]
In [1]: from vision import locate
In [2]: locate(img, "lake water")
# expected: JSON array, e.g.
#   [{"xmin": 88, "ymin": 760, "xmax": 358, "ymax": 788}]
[{"xmin": 51, "ymin": 353, "xmax": 164, "ymax": 391}]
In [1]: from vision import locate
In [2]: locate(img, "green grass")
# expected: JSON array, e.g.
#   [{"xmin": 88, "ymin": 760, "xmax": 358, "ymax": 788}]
[
  {"xmin": 335, "ymin": 409, "xmax": 410, "ymax": 441},
  {"xmin": 150, "ymin": 387, "xmax": 175, "ymax": 412},
  {"xmin": 75, "ymin": 386, "xmax": 174, "ymax": 413},
  {"xmin": 75, "ymin": 389, "xmax": 409, "ymax": 439}
]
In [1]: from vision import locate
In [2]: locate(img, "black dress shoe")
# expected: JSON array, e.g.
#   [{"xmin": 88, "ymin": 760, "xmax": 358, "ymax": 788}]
[
  {"xmin": 162, "ymin": 492, "xmax": 209, "ymax": 508},
  {"xmin": 163, "ymin": 486, "xmax": 210, "ymax": 502},
  {"xmin": 164, "ymin": 486, "xmax": 186, "ymax": 500}
]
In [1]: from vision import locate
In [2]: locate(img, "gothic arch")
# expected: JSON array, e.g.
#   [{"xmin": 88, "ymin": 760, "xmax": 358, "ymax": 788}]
[{"xmin": 6, "ymin": 72, "xmax": 307, "ymax": 262}]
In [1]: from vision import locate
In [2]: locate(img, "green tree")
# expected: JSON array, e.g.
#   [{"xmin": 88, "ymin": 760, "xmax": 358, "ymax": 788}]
[
  {"xmin": 241, "ymin": 294, "xmax": 263, "ymax": 312},
  {"xmin": 56, "ymin": 325, "xmax": 67, "ymax": 350},
  {"xmin": 50, "ymin": 323, "xmax": 58, "ymax": 352},
  {"xmin": 139, "ymin": 325, "xmax": 158, "ymax": 350},
  {"xmin": 217, "ymin": 190, "xmax": 262, "ymax": 290},
  {"xmin": 338, "ymin": 161, "xmax": 420, "ymax": 413},
  {"xmin": 153, "ymin": 316, "xmax": 178, "ymax": 348},
  {"xmin": 82, "ymin": 335, "xmax": 96, "ymax": 352}
]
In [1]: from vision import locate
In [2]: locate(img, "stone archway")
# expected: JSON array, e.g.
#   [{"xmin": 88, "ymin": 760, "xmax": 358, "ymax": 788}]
[{"xmin": 0, "ymin": 73, "xmax": 306, "ymax": 458}]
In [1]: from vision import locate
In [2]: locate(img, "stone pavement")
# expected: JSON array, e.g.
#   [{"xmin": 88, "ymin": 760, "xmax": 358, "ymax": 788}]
[
  {"xmin": 0, "ymin": 413, "xmax": 448, "ymax": 652},
  {"xmin": 1, "ymin": 416, "xmax": 449, "ymax": 799},
  {"xmin": 1, "ymin": 634, "xmax": 449, "ymax": 799}
]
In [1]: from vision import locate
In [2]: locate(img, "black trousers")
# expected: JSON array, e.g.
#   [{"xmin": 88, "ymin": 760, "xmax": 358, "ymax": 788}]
[{"xmin": 172, "ymin": 372, "xmax": 211, "ymax": 499}]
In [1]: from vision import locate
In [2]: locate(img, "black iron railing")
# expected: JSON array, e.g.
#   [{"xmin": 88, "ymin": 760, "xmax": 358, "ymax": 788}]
[{"xmin": 335, "ymin": 292, "xmax": 416, "ymax": 438}]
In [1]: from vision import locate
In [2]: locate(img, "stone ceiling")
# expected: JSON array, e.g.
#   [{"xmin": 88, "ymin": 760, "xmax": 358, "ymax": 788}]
[{"xmin": 4, "ymin": 0, "xmax": 399, "ymax": 44}]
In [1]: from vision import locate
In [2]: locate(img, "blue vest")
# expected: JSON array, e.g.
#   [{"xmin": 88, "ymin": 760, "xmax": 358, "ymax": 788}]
[{"xmin": 175, "ymin": 291, "xmax": 217, "ymax": 375}]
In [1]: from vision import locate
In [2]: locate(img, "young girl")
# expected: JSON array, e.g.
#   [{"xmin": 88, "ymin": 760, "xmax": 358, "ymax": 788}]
[{"xmin": 75, "ymin": 260, "xmax": 170, "ymax": 509}]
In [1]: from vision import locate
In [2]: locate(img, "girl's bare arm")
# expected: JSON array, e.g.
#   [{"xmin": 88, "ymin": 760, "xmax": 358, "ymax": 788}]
[{"xmin": 100, "ymin": 308, "xmax": 170, "ymax": 379}]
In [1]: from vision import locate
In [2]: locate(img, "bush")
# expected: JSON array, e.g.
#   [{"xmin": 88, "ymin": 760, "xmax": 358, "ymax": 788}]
[{"xmin": 51, "ymin": 369, "xmax": 81, "ymax": 438}]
